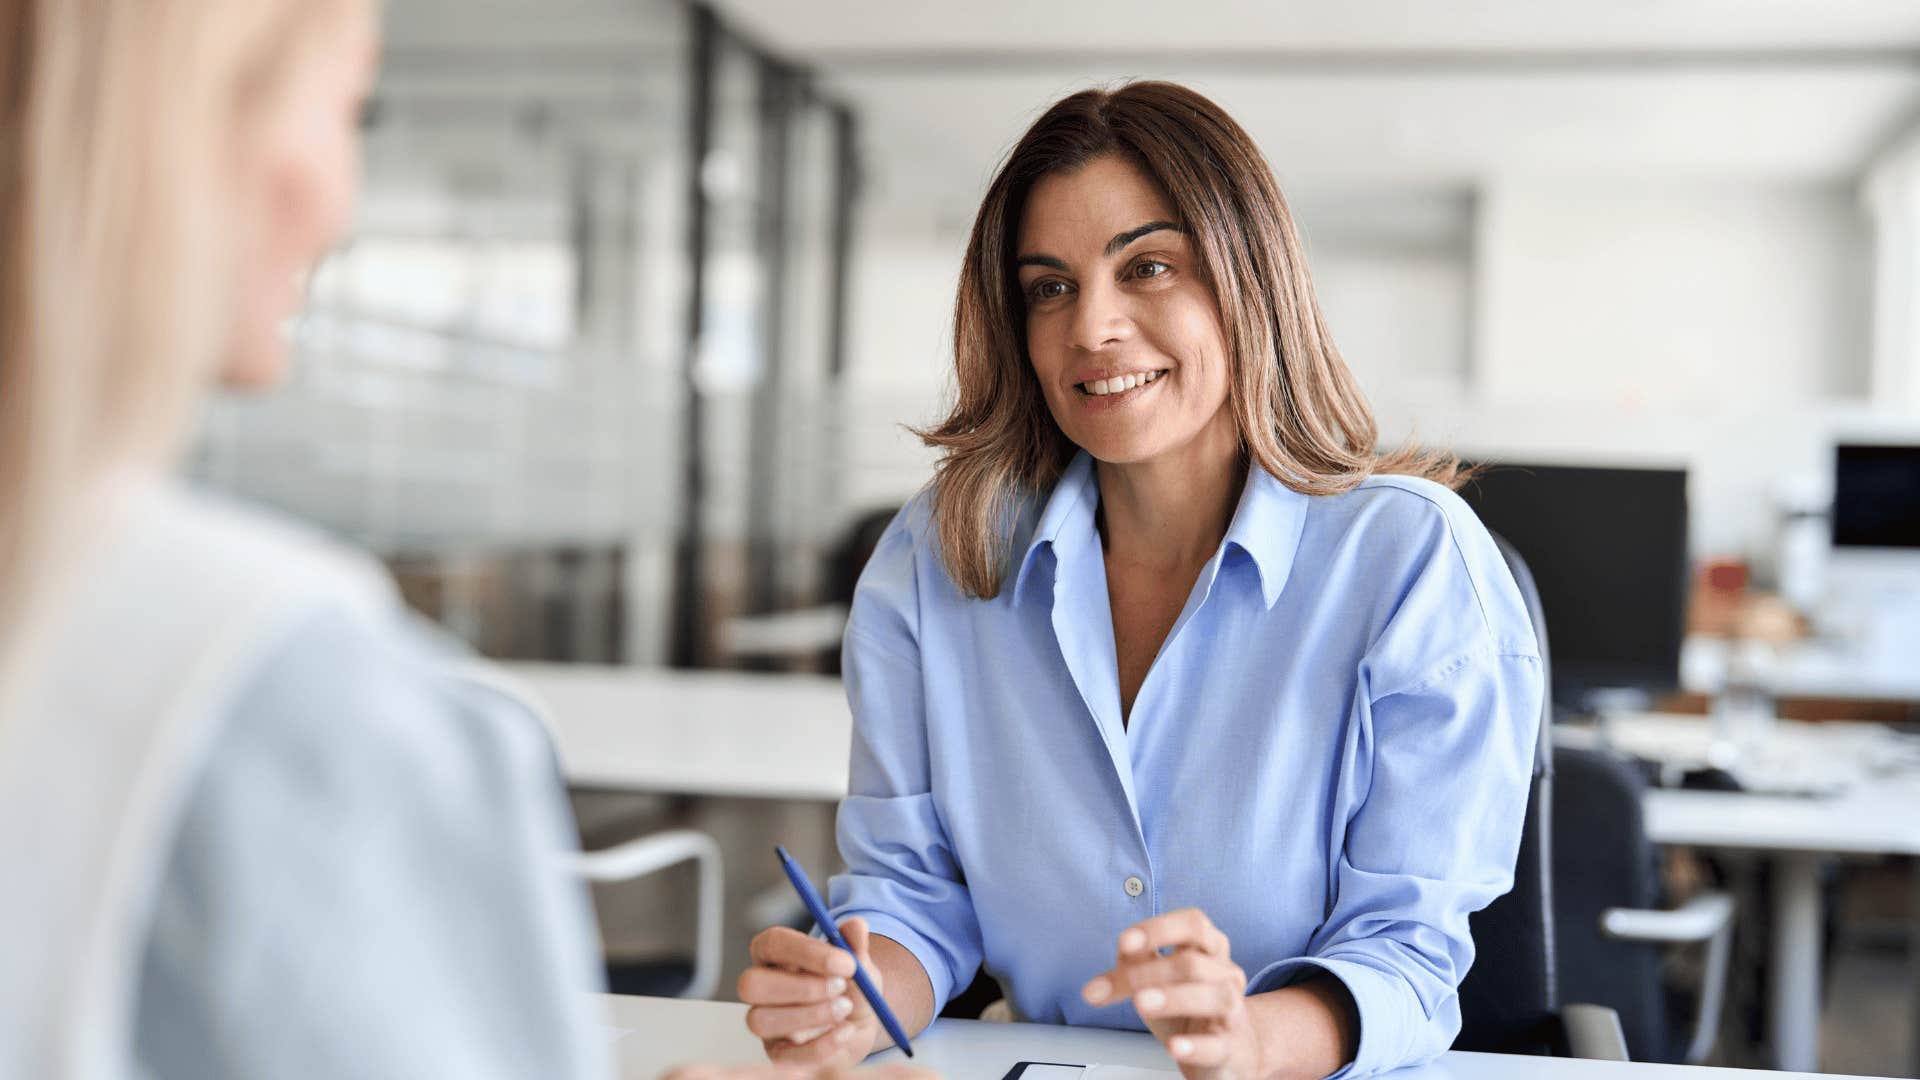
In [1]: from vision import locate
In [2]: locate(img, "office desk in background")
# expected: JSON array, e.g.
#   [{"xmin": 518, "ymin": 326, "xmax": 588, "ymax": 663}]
[
  {"xmin": 1682, "ymin": 633, "xmax": 1920, "ymax": 706},
  {"xmin": 1565, "ymin": 715, "xmax": 1920, "ymax": 1075},
  {"xmin": 601, "ymin": 995, "xmax": 1894, "ymax": 1080},
  {"xmin": 505, "ymin": 662, "xmax": 850, "ymax": 800}
]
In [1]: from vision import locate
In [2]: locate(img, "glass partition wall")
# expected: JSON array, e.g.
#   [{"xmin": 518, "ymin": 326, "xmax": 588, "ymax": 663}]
[{"xmin": 190, "ymin": 1, "xmax": 860, "ymax": 668}]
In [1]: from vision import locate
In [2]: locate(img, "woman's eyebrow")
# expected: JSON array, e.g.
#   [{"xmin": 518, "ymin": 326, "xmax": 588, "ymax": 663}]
[
  {"xmin": 1015, "ymin": 221, "xmax": 1184, "ymax": 270},
  {"xmin": 1015, "ymin": 253, "xmax": 1068, "ymax": 271},
  {"xmin": 1105, "ymin": 220, "xmax": 1182, "ymax": 256}
]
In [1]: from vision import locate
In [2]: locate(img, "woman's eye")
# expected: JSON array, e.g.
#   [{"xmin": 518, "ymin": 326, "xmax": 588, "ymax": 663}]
[
  {"xmin": 1132, "ymin": 260, "xmax": 1170, "ymax": 280},
  {"xmin": 1030, "ymin": 279, "xmax": 1069, "ymax": 301}
]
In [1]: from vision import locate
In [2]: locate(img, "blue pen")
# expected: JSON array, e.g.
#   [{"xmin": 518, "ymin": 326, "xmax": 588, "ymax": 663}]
[{"xmin": 774, "ymin": 845, "xmax": 914, "ymax": 1058}]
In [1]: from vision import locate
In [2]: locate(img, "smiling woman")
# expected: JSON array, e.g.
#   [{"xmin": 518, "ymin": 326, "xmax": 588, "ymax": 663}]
[
  {"xmin": 738, "ymin": 79, "xmax": 1545, "ymax": 1080},
  {"xmin": 921, "ymin": 80, "xmax": 1468, "ymax": 602}
]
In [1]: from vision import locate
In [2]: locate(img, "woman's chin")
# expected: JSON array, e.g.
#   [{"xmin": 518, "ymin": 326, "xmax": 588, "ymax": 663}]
[{"xmin": 1070, "ymin": 430, "xmax": 1175, "ymax": 468}]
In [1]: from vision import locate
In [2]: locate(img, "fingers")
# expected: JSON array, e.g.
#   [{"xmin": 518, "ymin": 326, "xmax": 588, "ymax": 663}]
[
  {"xmin": 1116, "ymin": 908, "xmax": 1229, "ymax": 959},
  {"xmin": 765, "ymin": 1023, "xmax": 864, "ymax": 1065},
  {"xmin": 1082, "ymin": 949, "xmax": 1244, "ymax": 1006},
  {"xmin": 739, "ymin": 967, "xmax": 850, "ymax": 1006},
  {"xmin": 1166, "ymin": 1032, "xmax": 1233, "ymax": 1068},
  {"xmin": 751, "ymin": 926, "xmax": 859, "ymax": 978},
  {"xmin": 839, "ymin": 916, "xmax": 872, "ymax": 966},
  {"xmin": 1134, "ymin": 981, "xmax": 1239, "ymax": 1023},
  {"xmin": 746, "ymin": 996, "xmax": 856, "ymax": 1041}
]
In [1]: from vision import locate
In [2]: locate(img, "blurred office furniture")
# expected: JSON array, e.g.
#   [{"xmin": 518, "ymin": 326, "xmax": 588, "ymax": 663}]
[
  {"xmin": 1812, "ymin": 441, "xmax": 1920, "ymax": 696},
  {"xmin": 505, "ymin": 662, "xmax": 850, "ymax": 800},
  {"xmin": 389, "ymin": 546, "xmax": 627, "ymax": 661},
  {"xmin": 716, "ymin": 504, "xmax": 899, "ymax": 669},
  {"xmin": 1560, "ymin": 712, "xmax": 1920, "ymax": 1072},
  {"xmin": 578, "ymin": 830, "xmax": 724, "ymax": 1000},
  {"xmin": 1680, "ymin": 442, "xmax": 1920, "ymax": 714},
  {"xmin": 1458, "ymin": 462, "xmax": 1690, "ymax": 715},
  {"xmin": 717, "ymin": 603, "xmax": 848, "ymax": 663},
  {"xmin": 462, "ymin": 664, "xmax": 726, "ymax": 1000},
  {"xmin": 599, "ymin": 994, "xmax": 1855, "ymax": 1080},
  {"xmin": 1553, "ymin": 746, "xmax": 1736, "ymax": 1065},
  {"xmin": 1456, "ymin": 534, "xmax": 1572, "ymax": 1056}
]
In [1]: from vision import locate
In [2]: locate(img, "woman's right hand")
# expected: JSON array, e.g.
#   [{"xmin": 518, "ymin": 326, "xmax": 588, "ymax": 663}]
[{"xmin": 740, "ymin": 917, "xmax": 886, "ymax": 1067}]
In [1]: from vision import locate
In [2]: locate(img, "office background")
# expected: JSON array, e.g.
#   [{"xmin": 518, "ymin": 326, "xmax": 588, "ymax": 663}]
[{"xmin": 181, "ymin": 1, "xmax": 1920, "ymax": 1075}]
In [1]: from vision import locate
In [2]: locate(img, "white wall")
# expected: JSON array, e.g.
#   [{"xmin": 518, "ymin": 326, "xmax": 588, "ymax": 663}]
[
  {"xmin": 1474, "ymin": 180, "xmax": 1871, "ymax": 406},
  {"xmin": 836, "ymin": 224, "xmax": 963, "ymax": 512}
]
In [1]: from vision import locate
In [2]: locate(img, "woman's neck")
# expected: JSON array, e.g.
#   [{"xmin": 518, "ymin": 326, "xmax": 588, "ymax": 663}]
[{"xmin": 1093, "ymin": 414, "xmax": 1246, "ymax": 574}]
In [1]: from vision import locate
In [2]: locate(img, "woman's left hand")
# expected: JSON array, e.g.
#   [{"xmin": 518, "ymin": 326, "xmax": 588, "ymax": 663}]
[{"xmin": 1080, "ymin": 908, "xmax": 1261, "ymax": 1080}]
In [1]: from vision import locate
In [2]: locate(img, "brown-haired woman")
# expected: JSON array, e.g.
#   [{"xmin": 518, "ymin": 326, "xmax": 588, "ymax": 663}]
[{"xmin": 740, "ymin": 82, "xmax": 1543, "ymax": 1080}]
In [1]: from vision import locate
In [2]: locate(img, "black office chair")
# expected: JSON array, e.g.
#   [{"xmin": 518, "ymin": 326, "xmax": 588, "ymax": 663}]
[
  {"xmin": 823, "ymin": 506, "xmax": 905, "ymax": 674},
  {"xmin": 1453, "ymin": 533, "xmax": 1563, "ymax": 1055},
  {"xmin": 1553, "ymin": 746, "xmax": 1735, "ymax": 1065}
]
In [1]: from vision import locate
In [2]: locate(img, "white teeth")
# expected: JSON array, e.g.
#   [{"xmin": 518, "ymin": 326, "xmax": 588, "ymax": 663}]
[{"xmin": 1081, "ymin": 371, "xmax": 1166, "ymax": 396}]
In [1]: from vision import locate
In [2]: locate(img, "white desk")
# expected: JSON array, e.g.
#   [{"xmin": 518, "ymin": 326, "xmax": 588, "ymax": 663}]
[
  {"xmin": 600, "ymin": 995, "xmax": 1890, "ymax": 1080},
  {"xmin": 504, "ymin": 663, "xmax": 850, "ymax": 801},
  {"xmin": 1682, "ymin": 635, "xmax": 1920, "ymax": 705},
  {"xmin": 1565, "ymin": 715, "xmax": 1920, "ymax": 1074}
]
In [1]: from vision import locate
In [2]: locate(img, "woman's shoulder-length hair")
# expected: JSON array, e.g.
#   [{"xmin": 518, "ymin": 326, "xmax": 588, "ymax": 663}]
[{"xmin": 914, "ymin": 79, "xmax": 1466, "ymax": 600}]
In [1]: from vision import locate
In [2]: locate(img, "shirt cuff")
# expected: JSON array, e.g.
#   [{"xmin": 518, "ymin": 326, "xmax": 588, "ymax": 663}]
[
  {"xmin": 823, "ymin": 907, "xmax": 962, "ymax": 1016},
  {"xmin": 1246, "ymin": 954, "xmax": 1413, "ymax": 1080}
]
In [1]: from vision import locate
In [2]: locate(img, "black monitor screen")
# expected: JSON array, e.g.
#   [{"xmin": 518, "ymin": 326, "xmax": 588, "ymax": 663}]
[
  {"xmin": 1833, "ymin": 444, "xmax": 1920, "ymax": 550},
  {"xmin": 1455, "ymin": 463, "xmax": 1689, "ymax": 706}
]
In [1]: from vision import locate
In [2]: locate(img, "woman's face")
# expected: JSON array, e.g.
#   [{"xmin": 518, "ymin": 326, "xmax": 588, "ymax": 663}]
[
  {"xmin": 222, "ymin": 7, "xmax": 377, "ymax": 388},
  {"xmin": 1015, "ymin": 154, "xmax": 1235, "ymax": 468}
]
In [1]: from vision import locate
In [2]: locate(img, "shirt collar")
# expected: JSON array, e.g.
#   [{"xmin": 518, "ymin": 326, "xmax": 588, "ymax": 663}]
[
  {"xmin": 1222, "ymin": 462, "xmax": 1311, "ymax": 609},
  {"xmin": 1011, "ymin": 451, "xmax": 1100, "ymax": 604},
  {"xmin": 1010, "ymin": 450, "xmax": 1309, "ymax": 610}
]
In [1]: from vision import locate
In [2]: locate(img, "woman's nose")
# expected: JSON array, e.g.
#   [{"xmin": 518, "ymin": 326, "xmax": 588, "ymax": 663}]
[{"xmin": 1069, "ymin": 278, "xmax": 1133, "ymax": 353}]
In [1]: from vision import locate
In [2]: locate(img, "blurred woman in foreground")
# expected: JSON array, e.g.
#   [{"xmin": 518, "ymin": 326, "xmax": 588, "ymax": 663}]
[
  {"xmin": 0, "ymin": 0, "xmax": 611, "ymax": 1075},
  {"xmin": 0, "ymin": 3, "xmax": 925, "ymax": 1078}
]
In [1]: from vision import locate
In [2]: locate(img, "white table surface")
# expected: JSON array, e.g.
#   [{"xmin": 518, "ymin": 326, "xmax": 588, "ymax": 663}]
[
  {"xmin": 504, "ymin": 663, "xmax": 851, "ymax": 800},
  {"xmin": 600, "ymin": 995, "xmax": 1891, "ymax": 1080},
  {"xmin": 1682, "ymin": 634, "xmax": 1920, "ymax": 704},
  {"xmin": 1552, "ymin": 714, "xmax": 1920, "ymax": 854}
]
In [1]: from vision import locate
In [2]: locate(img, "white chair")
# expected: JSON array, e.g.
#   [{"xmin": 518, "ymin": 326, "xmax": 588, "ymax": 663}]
[{"xmin": 453, "ymin": 661, "xmax": 723, "ymax": 1000}]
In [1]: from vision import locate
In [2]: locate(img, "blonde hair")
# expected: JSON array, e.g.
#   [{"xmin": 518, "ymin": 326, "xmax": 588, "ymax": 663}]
[
  {"xmin": 0, "ymin": 0, "xmax": 359, "ymax": 680},
  {"xmin": 918, "ymin": 82, "xmax": 1469, "ymax": 599}
]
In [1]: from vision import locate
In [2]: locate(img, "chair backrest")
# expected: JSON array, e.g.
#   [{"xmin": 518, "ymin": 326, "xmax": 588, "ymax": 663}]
[
  {"xmin": 1551, "ymin": 745, "xmax": 1670, "ymax": 1062},
  {"xmin": 1453, "ymin": 532, "xmax": 1562, "ymax": 1054}
]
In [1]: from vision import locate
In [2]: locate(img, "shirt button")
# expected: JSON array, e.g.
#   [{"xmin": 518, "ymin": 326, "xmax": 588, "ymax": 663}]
[{"xmin": 1124, "ymin": 875, "xmax": 1145, "ymax": 898}]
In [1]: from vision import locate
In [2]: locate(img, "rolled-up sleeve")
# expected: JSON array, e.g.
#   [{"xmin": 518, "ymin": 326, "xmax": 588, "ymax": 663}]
[
  {"xmin": 826, "ymin": 517, "xmax": 983, "ymax": 1014},
  {"xmin": 1247, "ymin": 645, "xmax": 1542, "ymax": 1079}
]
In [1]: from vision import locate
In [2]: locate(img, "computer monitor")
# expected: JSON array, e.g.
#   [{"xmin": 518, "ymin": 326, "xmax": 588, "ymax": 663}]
[
  {"xmin": 1826, "ymin": 441, "xmax": 1920, "ymax": 616},
  {"xmin": 1455, "ymin": 462, "xmax": 1690, "ymax": 712},
  {"xmin": 1832, "ymin": 443, "xmax": 1920, "ymax": 550}
]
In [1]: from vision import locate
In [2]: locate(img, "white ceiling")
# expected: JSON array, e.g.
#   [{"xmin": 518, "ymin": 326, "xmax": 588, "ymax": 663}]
[
  {"xmin": 714, "ymin": 0, "xmax": 1920, "ymax": 227},
  {"xmin": 715, "ymin": 0, "xmax": 1920, "ymax": 55}
]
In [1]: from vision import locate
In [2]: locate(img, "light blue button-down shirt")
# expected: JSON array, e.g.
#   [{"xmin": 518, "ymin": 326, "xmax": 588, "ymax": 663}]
[{"xmin": 828, "ymin": 451, "xmax": 1543, "ymax": 1079}]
